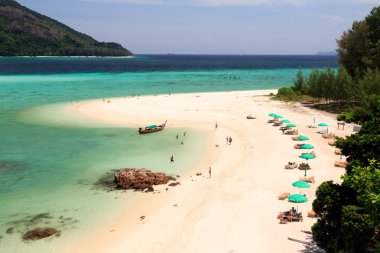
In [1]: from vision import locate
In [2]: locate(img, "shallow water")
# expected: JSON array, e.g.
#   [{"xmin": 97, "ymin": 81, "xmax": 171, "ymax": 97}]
[{"xmin": 0, "ymin": 55, "xmax": 337, "ymax": 252}]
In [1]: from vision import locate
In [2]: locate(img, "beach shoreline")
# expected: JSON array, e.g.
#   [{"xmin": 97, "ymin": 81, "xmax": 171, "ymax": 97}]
[{"xmin": 61, "ymin": 89, "xmax": 350, "ymax": 253}]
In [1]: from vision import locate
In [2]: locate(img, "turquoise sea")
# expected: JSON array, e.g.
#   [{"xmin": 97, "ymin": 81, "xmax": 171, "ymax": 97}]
[{"xmin": 0, "ymin": 55, "xmax": 338, "ymax": 252}]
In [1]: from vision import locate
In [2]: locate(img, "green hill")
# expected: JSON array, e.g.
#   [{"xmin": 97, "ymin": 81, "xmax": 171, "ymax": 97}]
[{"xmin": 0, "ymin": 0, "xmax": 132, "ymax": 56}]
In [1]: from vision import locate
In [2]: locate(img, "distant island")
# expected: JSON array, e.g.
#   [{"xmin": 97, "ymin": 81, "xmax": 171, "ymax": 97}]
[
  {"xmin": 0, "ymin": 0, "xmax": 132, "ymax": 57},
  {"xmin": 316, "ymin": 51, "xmax": 338, "ymax": 56}
]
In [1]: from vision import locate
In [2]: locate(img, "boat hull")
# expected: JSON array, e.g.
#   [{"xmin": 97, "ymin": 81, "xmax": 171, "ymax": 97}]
[{"xmin": 138, "ymin": 121, "xmax": 167, "ymax": 134}]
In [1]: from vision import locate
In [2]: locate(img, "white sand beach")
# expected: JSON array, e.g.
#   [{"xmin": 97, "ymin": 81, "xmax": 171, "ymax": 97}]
[{"xmin": 64, "ymin": 90, "xmax": 352, "ymax": 253}]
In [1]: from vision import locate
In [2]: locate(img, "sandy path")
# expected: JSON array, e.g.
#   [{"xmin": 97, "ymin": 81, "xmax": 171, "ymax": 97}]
[{"xmin": 63, "ymin": 90, "xmax": 351, "ymax": 253}]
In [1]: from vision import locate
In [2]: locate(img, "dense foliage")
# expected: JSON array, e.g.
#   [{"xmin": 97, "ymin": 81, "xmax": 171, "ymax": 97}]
[
  {"xmin": 337, "ymin": 6, "xmax": 380, "ymax": 77},
  {"xmin": 289, "ymin": 67, "xmax": 380, "ymax": 105},
  {"xmin": 0, "ymin": 0, "xmax": 132, "ymax": 56},
  {"xmin": 312, "ymin": 97, "xmax": 380, "ymax": 253},
  {"xmin": 336, "ymin": 96, "xmax": 380, "ymax": 166},
  {"xmin": 313, "ymin": 161, "xmax": 380, "ymax": 253}
]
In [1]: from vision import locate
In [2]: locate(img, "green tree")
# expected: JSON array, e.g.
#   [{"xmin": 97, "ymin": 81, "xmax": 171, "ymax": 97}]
[
  {"xmin": 292, "ymin": 68, "xmax": 306, "ymax": 95},
  {"xmin": 307, "ymin": 69, "xmax": 322, "ymax": 102},
  {"xmin": 336, "ymin": 96, "xmax": 380, "ymax": 165},
  {"xmin": 312, "ymin": 181, "xmax": 351, "ymax": 252},
  {"xmin": 335, "ymin": 67, "xmax": 353, "ymax": 102},
  {"xmin": 312, "ymin": 162, "xmax": 380, "ymax": 253},
  {"xmin": 337, "ymin": 6, "xmax": 380, "ymax": 77}
]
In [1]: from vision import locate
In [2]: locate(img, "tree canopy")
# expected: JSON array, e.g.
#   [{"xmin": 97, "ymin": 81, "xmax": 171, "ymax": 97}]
[{"xmin": 337, "ymin": 6, "xmax": 380, "ymax": 77}]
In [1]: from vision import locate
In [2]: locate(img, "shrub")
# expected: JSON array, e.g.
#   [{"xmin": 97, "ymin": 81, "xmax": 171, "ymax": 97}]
[
  {"xmin": 337, "ymin": 112, "xmax": 354, "ymax": 123},
  {"xmin": 277, "ymin": 87, "xmax": 297, "ymax": 100}
]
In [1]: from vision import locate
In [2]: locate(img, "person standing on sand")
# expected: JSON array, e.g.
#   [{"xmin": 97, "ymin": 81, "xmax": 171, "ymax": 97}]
[
  {"xmin": 209, "ymin": 167, "xmax": 212, "ymax": 178},
  {"xmin": 170, "ymin": 155, "xmax": 174, "ymax": 163},
  {"xmin": 215, "ymin": 122, "xmax": 218, "ymax": 130},
  {"xmin": 229, "ymin": 136, "xmax": 232, "ymax": 145},
  {"xmin": 226, "ymin": 136, "xmax": 229, "ymax": 144}
]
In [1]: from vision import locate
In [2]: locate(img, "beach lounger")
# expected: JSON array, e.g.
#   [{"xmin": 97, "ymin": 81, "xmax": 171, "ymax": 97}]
[
  {"xmin": 285, "ymin": 162, "xmax": 298, "ymax": 169},
  {"xmin": 298, "ymin": 163, "xmax": 311, "ymax": 170},
  {"xmin": 322, "ymin": 133, "xmax": 335, "ymax": 139},
  {"xmin": 277, "ymin": 211, "xmax": 289, "ymax": 219},
  {"xmin": 285, "ymin": 129, "xmax": 298, "ymax": 135},
  {"xmin": 307, "ymin": 125, "xmax": 317, "ymax": 128},
  {"xmin": 335, "ymin": 148, "xmax": 341, "ymax": 155},
  {"xmin": 278, "ymin": 192, "xmax": 290, "ymax": 200},
  {"xmin": 335, "ymin": 161, "xmax": 347, "ymax": 168},
  {"xmin": 291, "ymin": 213, "xmax": 303, "ymax": 222},
  {"xmin": 307, "ymin": 210, "xmax": 317, "ymax": 218},
  {"xmin": 299, "ymin": 176, "xmax": 315, "ymax": 183},
  {"xmin": 328, "ymin": 140, "xmax": 336, "ymax": 146},
  {"xmin": 267, "ymin": 119, "xmax": 279, "ymax": 123},
  {"xmin": 291, "ymin": 136, "xmax": 299, "ymax": 141}
]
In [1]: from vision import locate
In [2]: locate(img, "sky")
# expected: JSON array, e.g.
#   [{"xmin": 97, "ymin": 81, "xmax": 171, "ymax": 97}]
[{"xmin": 17, "ymin": 0, "xmax": 379, "ymax": 54}]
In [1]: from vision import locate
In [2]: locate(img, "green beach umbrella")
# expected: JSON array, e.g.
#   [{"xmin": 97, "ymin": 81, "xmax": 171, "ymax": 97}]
[
  {"xmin": 292, "ymin": 180, "xmax": 311, "ymax": 189},
  {"xmin": 299, "ymin": 153, "xmax": 315, "ymax": 160},
  {"xmin": 292, "ymin": 180, "xmax": 311, "ymax": 194},
  {"xmin": 299, "ymin": 153, "xmax": 315, "ymax": 177},
  {"xmin": 297, "ymin": 135, "xmax": 309, "ymax": 141},
  {"xmin": 288, "ymin": 194, "xmax": 308, "ymax": 203},
  {"xmin": 281, "ymin": 119, "xmax": 290, "ymax": 123},
  {"xmin": 288, "ymin": 193, "xmax": 308, "ymax": 212},
  {"xmin": 268, "ymin": 113, "xmax": 277, "ymax": 117},
  {"xmin": 318, "ymin": 122, "xmax": 328, "ymax": 127},
  {"xmin": 301, "ymin": 144, "xmax": 314, "ymax": 149},
  {"xmin": 286, "ymin": 123, "xmax": 296, "ymax": 128}
]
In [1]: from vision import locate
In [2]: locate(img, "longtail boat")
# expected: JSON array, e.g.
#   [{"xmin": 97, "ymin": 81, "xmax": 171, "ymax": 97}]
[{"xmin": 138, "ymin": 120, "xmax": 167, "ymax": 134}]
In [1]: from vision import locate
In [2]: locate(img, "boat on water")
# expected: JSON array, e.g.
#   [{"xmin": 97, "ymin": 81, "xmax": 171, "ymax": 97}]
[{"xmin": 138, "ymin": 120, "xmax": 167, "ymax": 134}]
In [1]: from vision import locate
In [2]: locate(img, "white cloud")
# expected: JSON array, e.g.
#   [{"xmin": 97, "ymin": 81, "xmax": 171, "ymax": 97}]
[{"xmin": 78, "ymin": 0, "xmax": 310, "ymax": 6}]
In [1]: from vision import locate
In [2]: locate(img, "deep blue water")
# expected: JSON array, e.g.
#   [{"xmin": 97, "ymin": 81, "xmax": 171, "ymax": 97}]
[{"xmin": 0, "ymin": 55, "xmax": 338, "ymax": 74}]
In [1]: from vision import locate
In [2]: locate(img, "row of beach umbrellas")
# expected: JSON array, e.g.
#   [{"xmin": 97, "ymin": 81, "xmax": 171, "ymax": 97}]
[{"xmin": 268, "ymin": 113, "xmax": 317, "ymax": 207}]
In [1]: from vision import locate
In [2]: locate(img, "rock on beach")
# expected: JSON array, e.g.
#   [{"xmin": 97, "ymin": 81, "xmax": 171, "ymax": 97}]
[
  {"xmin": 114, "ymin": 168, "xmax": 176, "ymax": 191},
  {"xmin": 22, "ymin": 228, "xmax": 58, "ymax": 241}
]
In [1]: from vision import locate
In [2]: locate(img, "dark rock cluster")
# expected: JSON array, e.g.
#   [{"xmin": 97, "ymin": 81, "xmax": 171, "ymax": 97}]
[
  {"xmin": 22, "ymin": 228, "xmax": 58, "ymax": 241},
  {"xmin": 114, "ymin": 168, "xmax": 176, "ymax": 191}
]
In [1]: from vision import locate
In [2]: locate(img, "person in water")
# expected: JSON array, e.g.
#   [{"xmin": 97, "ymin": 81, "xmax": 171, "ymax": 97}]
[{"xmin": 170, "ymin": 155, "xmax": 174, "ymax": 163}]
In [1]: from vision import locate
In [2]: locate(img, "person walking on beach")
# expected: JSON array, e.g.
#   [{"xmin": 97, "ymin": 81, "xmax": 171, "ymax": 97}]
[
  {"xmin": 215, "ymin": 122, "xmax": 218, "ymax": 130},
  {"xmin": 170, "ymin": 155, "xmax": 174, "ymax": 163},
  {"xmin": 209, "ymin": 167, "xmax": 212, "ymax": 178},
  {"xmin": 226, "ymin": 136, "xmax": 229, "ymax": 144},
  {"xmin": 229, "ymin": 136, "xmax": 232, "ymax": 145}
]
